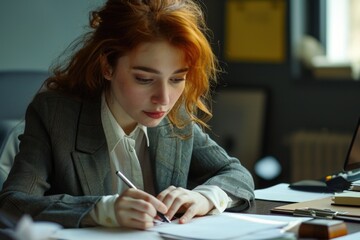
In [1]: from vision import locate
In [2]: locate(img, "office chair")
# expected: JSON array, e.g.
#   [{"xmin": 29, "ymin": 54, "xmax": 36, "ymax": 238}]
[
  {"xmin": 0, "ymin": 70, "xmax": 48, "ymax": 188},
  {"xmin": 0, "ymin": 121, "xmax": 24, "ymax": 189},
  {"xmin": 0, "ymin": 71, "xmax": 48, "ymax": 120}
]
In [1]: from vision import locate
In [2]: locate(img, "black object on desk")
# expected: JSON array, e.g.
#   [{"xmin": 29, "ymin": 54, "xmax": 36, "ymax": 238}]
[
  {"xmin": 290, "ymin": 117, "xmax": 360, "ymax": 193},
  {"xmin": 289, "ymin": 179, "xmax": 331, "ymax": 193},
  {"xmin": 289, "ymin": 176, "xmax": 351, "ymax": 193},
  {"xmin": 326, "ymin": 176, "xmax": 352, "ymax": 192}
]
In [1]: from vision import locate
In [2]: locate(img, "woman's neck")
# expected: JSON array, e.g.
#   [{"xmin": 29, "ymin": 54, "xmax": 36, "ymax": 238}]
[{"xmin": 105, "ymin": 92, "xmax": 137, "ymax": 135}]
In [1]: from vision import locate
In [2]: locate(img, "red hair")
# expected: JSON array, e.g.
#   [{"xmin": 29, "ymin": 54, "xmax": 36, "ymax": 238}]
[{"xmin": 47, "ymin": 0, "xmax": 219, "ymax": 129}]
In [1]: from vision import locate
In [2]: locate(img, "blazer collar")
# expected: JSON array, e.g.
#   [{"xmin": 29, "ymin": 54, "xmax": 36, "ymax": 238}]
[
  {"xmin": 76, "ymin": 96, "xmax": 106, "ymax": 153},
  {"xmin": 72, "ymin": 96, "xmax": 112, "ymax": 195},
  {"xmin": 148, "ymin": 118, "xmax": 192, "ymax": 193}
]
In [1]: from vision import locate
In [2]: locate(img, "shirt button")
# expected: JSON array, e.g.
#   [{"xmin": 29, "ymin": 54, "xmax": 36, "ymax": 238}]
[{"xmin": 220, "ymin": 200, "xmax": 225, "ymax": 207}]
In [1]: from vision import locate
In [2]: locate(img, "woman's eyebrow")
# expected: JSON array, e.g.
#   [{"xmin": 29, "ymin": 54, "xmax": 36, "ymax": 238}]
[
  {"xmin": 174, "ymin": 68, "xmax": 189, "ymax": 74},
  {"xmin": 132, "ymin": 66, "xmax": 189, "ymax": 74}
]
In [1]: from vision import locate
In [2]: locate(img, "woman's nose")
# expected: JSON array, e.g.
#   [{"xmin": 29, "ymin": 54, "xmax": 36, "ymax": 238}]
[{"xmin": 151, "ymin": 84, "xmax": 170, "ymax": 105}]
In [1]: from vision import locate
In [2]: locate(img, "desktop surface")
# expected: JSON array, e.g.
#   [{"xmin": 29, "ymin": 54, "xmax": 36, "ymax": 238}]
[
  {"xmin": 244, "ymin": 199, "xmax": 360, "ymax": 236},
  {"xmin": 45, "ymin": 199, "xmax": 360, "ymax": 240}
]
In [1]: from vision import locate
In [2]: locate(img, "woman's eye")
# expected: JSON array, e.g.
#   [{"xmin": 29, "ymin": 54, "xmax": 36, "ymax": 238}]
[
  {"xmin": 171, "ymin": 78, "xmax": 185, "ymax": 83},
  {"xmin": 135, "ymin": 77, "xmax": 153, "ymax": 83}
]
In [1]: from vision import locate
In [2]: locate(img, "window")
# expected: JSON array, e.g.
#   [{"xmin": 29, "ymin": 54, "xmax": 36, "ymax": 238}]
[
  {"xmin": 347, "ymin": 0, "xmax": 360, "ymax": 64},
  {"xmin": 295, "ymin": 0, "xmax": 360, "ymax": 80}
]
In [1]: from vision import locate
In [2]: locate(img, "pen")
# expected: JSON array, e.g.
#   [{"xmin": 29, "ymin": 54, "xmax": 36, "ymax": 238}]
[{"xmin": 115, "ymin": 170, "xmax": 171, "ymax": 223}]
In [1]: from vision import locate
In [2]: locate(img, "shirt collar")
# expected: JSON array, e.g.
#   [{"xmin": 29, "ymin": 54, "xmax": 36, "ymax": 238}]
[{"xmin": 101, "ymin": 94, "xmax": 150, "ymax": 152}]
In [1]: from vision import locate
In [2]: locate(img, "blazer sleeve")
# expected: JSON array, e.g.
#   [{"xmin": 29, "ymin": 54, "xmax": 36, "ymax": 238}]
[
  {"xmin": 188, "ymin": 124, "xmax": 255, "ymax": 209},
  {"xmin": 0, "ymin": 92, "xmax": 102, "ymax": 228}
]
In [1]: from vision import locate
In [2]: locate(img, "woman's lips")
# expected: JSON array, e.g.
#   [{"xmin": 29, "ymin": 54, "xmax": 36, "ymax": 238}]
[{"xmin": 144, "ymin": 111, "xmax": 166, "ymax": 119}]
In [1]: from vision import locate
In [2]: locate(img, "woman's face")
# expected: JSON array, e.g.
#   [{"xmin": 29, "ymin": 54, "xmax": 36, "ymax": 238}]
[{"xmin": 105, "ymin": 41, "xmax": 188, "ymax": 133}]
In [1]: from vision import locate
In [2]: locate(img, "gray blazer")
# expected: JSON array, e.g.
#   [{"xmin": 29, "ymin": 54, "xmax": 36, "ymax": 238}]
[{"xmin": 0, "ymin": 91, "xmax": 254, "ymax": 228}]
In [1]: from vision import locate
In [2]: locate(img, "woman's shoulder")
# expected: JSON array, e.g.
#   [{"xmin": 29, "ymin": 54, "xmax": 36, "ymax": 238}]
[
  {"xmin": 32, "ymin": 90, "xmax": 85, "ymax": 107},
  {"xmin": 28, "ymin": 91, "xmax": 87, "ymax": 117},
  {"xmin": 33, "ymin": 90, "xmax": 78, "ymax": 101}
]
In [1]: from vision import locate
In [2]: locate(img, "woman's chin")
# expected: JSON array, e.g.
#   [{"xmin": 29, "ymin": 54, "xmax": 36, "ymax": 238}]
[{"xmin": 140, "ymin": 119, "xmax": 164, "ymax": 128}]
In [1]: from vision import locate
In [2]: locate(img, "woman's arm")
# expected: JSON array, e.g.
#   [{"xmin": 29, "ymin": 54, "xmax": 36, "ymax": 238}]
[
  {"xmin": 155, "ymin": 123, "xmax": 255, "ymax": 223},
  {"xmin": 189, "ymin": 124, "xmax": 255, "ymax": 208},
  {"xmin": 0, "ymin": 92, "xmax": 104, "ymax": 228}
]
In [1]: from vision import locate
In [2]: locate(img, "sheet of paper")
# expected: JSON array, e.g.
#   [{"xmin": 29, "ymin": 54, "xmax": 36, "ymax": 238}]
[
  {"xmin": 255, "ymin": 183, "xmax": 333, "ymax": 202},
  {"xmin": 336, "ymin": 231, "xmax": 360, "ymax": 239},
  {"xmin": 353, "ymin": 180, "xmax": 360, "ymax": 185},
  {"xmin": 51, "ymin": 213, "xmax": 310, "ymax": 240},
  {"xmin": 224, "ymin": 213, "xmax": 311, "ymax": 225},
  {"xmin": 351, "ymin": 180, "xmax": 360, "ymax": 191},
  {"xmin": 50, "ymin": 227, "xmax": 162, "ymax": 240},
  {"xmin": 351, "ymin": 180, "xmax": 360, "ymax": 187},
  {"xmin": 160, "ymin": 229, "xmax": 296, "ymax": 240},
  {"xmin": 224, "ymin": 213, "xmax": 310, "ymax": 238},
  {"xmin": 151, "ymin": 213, "xmax": 287, "ymax": 240},
  {"xmin": 153, "ymin": 213, "xmax": 311, "ymax": 239}
]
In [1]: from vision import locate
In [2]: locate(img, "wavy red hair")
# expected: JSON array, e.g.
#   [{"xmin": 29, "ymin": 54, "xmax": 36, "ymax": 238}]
[{"xmin": 47, "ymin": 0, "xmax": 219, "ymax": 129}]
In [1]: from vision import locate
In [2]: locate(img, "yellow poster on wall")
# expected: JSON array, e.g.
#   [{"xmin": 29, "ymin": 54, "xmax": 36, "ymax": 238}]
[{"xmin": 225, "ymin": 0, "xmax": 286, "ymax": 62}]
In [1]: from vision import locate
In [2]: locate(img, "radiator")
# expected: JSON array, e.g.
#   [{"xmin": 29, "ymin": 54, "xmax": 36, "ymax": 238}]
[{"xmin": 289, "ymin": 131, "xmax": 352, "ymax": 182}]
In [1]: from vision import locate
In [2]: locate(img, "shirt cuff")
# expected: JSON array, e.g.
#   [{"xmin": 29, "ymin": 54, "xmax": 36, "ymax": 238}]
[
  {"xmin": 193, "ymin": 185, "xmax": 233, "ymax": 215},
  {"xmin": 89, "ymin": 194, "xmax": 119, "ymax": 227}
]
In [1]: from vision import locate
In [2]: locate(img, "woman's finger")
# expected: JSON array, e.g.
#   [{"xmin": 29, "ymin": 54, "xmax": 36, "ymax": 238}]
[
  {"xmin": 125, "ymin": 188, "xmax": 168, "ymax": 214},
  {"xmin": 157, "ymin": 185, "xmax": 177, "ymax": 201},
  {"xmin": 114, "ymin": 189, "xmax": 169, "ymax": 229}
]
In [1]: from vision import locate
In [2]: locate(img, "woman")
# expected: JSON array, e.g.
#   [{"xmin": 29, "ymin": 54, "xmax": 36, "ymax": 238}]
[{"xmin": 0, "ymin": 0, "xmax": 254, "ymax": 230}]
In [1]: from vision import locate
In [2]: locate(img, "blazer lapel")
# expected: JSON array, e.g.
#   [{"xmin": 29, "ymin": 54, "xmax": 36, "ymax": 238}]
[
  {"xmin": 148, "ymin": 119, "xmax": 186, "ymax": 193},
  {"xmin": 72, "ymin": 97, "xmax": 112, "ymax": 195}
]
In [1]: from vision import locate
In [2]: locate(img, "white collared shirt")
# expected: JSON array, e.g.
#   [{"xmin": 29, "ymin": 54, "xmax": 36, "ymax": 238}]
[
  {"xmin": 101, "ymin": 95, "xmax": 153, "ymax": 194},
  {"xmin": 89, "ymin": 95, "xmax": 233, "ymax": 227}
]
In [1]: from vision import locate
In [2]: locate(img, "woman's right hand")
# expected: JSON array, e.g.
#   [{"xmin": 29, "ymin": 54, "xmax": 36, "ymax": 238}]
[{"xmin": 114, "ymin": 188, "xmax": 168, "ymax": 229}]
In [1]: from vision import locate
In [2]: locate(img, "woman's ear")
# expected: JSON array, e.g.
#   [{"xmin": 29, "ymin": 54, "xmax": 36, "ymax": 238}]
[
  {"xmin": 103, "ymin": 69, "xmax": 112, "ymax": 81},
  {"xmin": 100, "ymin": 55, "xmax": 113, "ymax": 80}
]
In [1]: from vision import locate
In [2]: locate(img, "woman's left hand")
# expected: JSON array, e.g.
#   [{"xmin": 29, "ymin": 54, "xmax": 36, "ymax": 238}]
[{"xmin": 156, "ymin": 186, "xmax": 214, "ymax": 224}]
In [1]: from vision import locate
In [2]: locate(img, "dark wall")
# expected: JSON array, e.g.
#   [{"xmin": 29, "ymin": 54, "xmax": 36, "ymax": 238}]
[{"xmin": 202, "ymin": 0, "xmax": 360, "ymax": 187}]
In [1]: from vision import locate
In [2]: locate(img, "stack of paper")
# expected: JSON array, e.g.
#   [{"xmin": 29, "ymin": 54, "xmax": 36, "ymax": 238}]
[
  {"xmin": 350, "ymin": 180, "xmax": 360, "ymax": 191},
  {"xmin": 151, "ymin": 213, "xmax": 294, "ymax": 240},
  {"xmin": 332, "ymin": 191, "xmax": 360, "ymax": 206},
  {"xmin": 254, "ymin": 183, "xmax": 333, "ymax": 203},
  {"xmin": 51, "ymin": 213, "xmax": 311, "ymax": 240}
]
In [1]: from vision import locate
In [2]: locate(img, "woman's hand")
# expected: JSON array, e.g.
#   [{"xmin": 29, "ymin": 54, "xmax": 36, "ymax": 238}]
[
  {"xmin": 114, "ymin": 188, "xmax": 168, "ymax": 230},
  {"xmin": 157, "ymin": 186, "xmax": 214, "ymax": 224}
]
